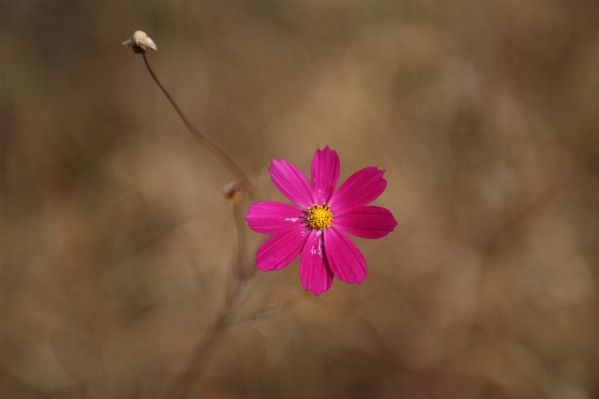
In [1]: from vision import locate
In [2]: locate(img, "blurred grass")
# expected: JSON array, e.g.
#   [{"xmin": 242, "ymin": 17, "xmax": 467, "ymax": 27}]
[{"xmin": 2, "ymin": 1, "xmax": 599, "ymax": 398}]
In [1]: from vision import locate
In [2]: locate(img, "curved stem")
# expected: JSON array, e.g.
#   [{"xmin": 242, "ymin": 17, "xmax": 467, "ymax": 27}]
[
  {"xmin": 138, "ymin": 51, "xmax": 258, "ymax": 399},
  {"xmin": 142, "ymin": 53, "xmax": 257, "ymax": 202}
]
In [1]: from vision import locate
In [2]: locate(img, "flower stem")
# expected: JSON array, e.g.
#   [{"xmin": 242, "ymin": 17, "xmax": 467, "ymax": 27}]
[
  {"xmin": 138, "ymin": 50, "xmax": 257, "ymax": 398},
  {"xmin": 141, "ymin": 53, "xmax": 256, "ymax": 202},
  {"xmin": 162, "ymin": 200, "xmax": 251, "ymax": 399}
]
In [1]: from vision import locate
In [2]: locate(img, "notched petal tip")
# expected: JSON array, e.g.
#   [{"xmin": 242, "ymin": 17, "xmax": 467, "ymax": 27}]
[
  {"xmin": 308, "ymin": 287, "xmax": 327, "ymax": 297},
  {"xmin": 122, "ymin": 30, "xmax": 157, "ymax": 54}
]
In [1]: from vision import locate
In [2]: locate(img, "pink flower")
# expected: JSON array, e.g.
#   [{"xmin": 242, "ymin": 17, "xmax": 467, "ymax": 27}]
[{"xmin": 245, "ymin": 146, "xmax": 397, "ymax": 296}]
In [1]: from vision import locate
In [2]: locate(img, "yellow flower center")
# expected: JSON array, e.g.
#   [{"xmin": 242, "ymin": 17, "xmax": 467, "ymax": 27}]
[{"xmin": 307, "ymin": 203, "xmax": 333, "ymax": 230}]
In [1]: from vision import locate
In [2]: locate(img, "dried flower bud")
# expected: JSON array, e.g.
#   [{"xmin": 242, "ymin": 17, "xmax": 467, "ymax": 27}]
[
  {"xmin": 122, "ymin": 31, "xmax": 157, "ymax": 54},
  {"xmin": 222, "ymin": 181, "xmax": 243, "ymax": 205}
]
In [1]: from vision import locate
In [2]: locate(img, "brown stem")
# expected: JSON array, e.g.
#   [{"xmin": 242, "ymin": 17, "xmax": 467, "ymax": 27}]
[
  {"xmin": 142, "ymin": 53, "xmax": 256, "ymax": 202},
  {"xmin": 162, "ymin": 199, "xmax": 251, "ymax": 399},
  {"xmin": 232, "ymin": 198, "xmax": 250, "ymax": 281},
  {"xmin": 137, "ymin": 51, "xmax": 257, "ymax": 399}
]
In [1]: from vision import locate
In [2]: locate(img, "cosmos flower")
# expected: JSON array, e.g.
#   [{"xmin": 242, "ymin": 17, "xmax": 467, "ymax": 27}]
[{"xmin": 245, "ymin": 146, "xmax": 397, "ymax": 296}]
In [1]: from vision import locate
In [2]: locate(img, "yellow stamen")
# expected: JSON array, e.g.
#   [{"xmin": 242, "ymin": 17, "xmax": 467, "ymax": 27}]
[{"xmin": 307, "ymin": 203, "xmax": 333, "ymax": 230}]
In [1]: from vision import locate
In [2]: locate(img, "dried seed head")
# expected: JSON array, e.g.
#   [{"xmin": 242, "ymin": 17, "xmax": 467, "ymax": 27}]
[
  {"xmin": 122, "ymin": 31, "xmax": 157, "ymax": 54},
  {"xmin": 222, "ymin": 181, "xmax": 243, "ymax": 205}
]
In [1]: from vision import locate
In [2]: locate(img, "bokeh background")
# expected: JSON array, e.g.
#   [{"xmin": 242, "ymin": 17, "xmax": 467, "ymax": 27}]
[{"xmin": 2, "ymin": 1, "xmax": 599, "ymax": 398}]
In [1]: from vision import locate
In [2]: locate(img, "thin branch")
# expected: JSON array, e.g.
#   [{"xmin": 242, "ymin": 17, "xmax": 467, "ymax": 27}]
[
  {"xmin": 142, "ymin": 53, "xmax": 257, "ymax": 202},
  {"xmin": 121, "ymin": 45, "xmax": 259, "ymax": 398},
  {"xmin": 162, "ymin": 200, "xmax": 251, "ymax": 399}
]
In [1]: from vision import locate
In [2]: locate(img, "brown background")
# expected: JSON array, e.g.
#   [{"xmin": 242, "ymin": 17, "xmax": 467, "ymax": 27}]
[{"xmin": 2, "ymin": 1, "xmax": 599, "ymax": 398}]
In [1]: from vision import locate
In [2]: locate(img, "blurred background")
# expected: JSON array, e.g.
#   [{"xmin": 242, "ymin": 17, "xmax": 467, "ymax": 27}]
[{"xmin": 2, "ymin": 1, "xmax": 599, "ymax": 398}]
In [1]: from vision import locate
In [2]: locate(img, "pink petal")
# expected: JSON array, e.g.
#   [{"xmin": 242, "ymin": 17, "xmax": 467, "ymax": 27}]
[
  {"xmin": 310, "ymin": 146, "xmax": 340, "ymax": 205},
  {"xmin": 256, "ymin": 227, "xmax": 309, "ymax": 271},
  {"xmin": 299, "ymin": 230, "xmax": 334, "ymax": 296},
  {"xmin": 328, "ymin": 167, "xmax": 387, "ymax": 211},
  {"xmin": 269, "ymin": 159, "xmax": 314, "ymax": 208},
  {"xmin": 324, "ymin": 228, "xmax": 367, "ymax": 284},
  {"xmin": 333, "ymin": 206, "xmax": 397, "ymax": 239},
  {"xmin": 245, "ymin": 201, "xmax": 305, "ymax": 234}
]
